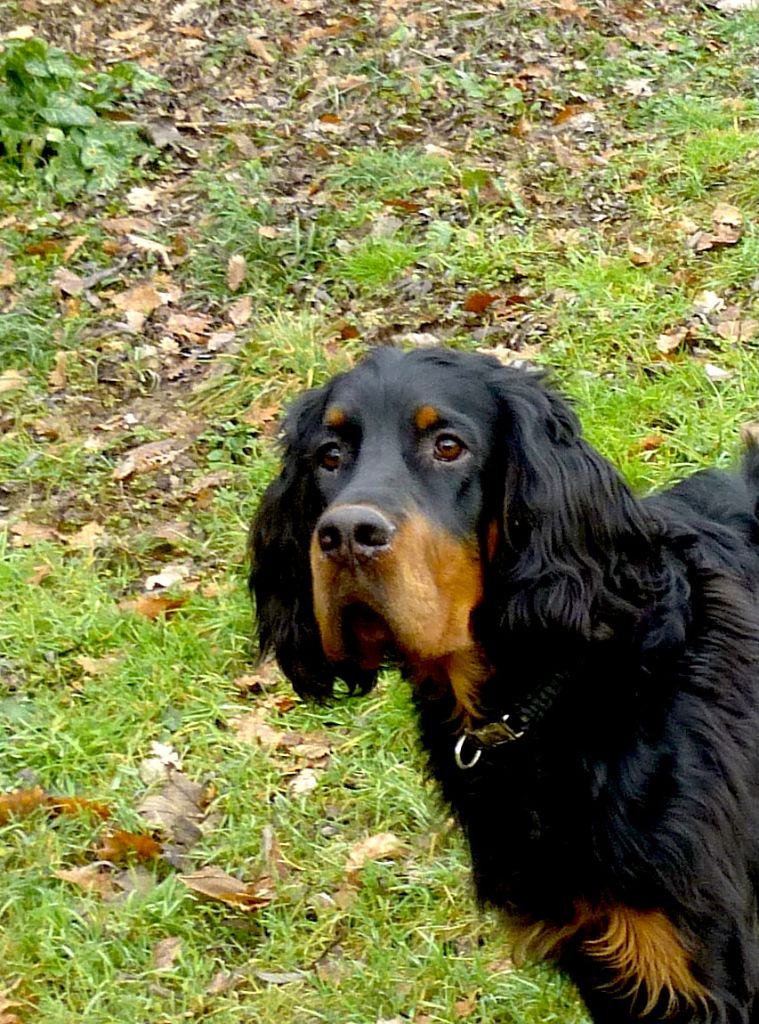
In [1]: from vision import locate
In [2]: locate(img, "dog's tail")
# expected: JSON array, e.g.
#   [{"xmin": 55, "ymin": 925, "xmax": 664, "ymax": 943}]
[{"xmin": 740, "ymin": 425, "xmax": 759, "ymax": 519}]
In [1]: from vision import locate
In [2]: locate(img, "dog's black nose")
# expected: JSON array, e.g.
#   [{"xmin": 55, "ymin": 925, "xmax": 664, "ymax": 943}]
[{"xmin": 316, "ymin": 505, "xmax": 395, "ymax": 558}]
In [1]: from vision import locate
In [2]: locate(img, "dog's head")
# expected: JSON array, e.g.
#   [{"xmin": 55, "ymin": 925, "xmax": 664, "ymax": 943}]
[{"xmin": 250, "ymin": 347, "xmax": 647, "ymax": 706}]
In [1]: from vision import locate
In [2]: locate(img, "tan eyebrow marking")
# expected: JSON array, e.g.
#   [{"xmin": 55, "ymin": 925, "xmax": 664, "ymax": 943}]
[
  {"xmin": 415, "ymin": 405, "xmax": 441, "ymax": 431},
  {"xmin": 325, "ymin": 406, "xmax": 346, "ymax": 428}
]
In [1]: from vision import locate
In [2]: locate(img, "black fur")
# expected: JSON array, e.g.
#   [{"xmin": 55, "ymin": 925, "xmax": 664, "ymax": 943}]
[{"xmin": 250, "ymin": 347, "xmax": 759, "ymax": 1022}]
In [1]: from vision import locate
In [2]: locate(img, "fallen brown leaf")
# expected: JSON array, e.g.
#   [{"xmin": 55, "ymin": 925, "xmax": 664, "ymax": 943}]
[
  {"xmin": 477, "ymin": 343, "xmax": 543, "ymax": 366},
  {"xmin": 229, "ymin": 133, "xmax": 258, "ymax": 158},
  {"xmin": 716, "ymin": 319, "xmax": 759, "ymax": 342},
  {"xmin": 345, "ymin": 832, "xmax": 405, "ymax": 881},
  {"xmin": 298, "ymin": 16, "xmax": 357, "ymax": 47},
  {"xmin": 139, "ymin": 740, "xmax": 183, "ymax": 782},
  {"xmin": 630, "ymin": 434, "xmax": 665, "ymax": 455},
  {"xmin": 24, "ymin": 239, "xmax": 62, "ymax": 256},
  {"xmin": 463, "ymin": 292, "xmax": 499, "ymax": 314},
  {"xmin": 49, "ymin": 795, "xmax": 111, "ymax": 819},
  {"xmin": 0, "ymin": 787, "xmax": 104, "ymax": 824},
  {"xmin": 98, "ymin": 829, "xmax": 163, "ymax": 863},
  {"xmin": 186, "ymin": 470, "xmax": 234, "ymax": 496},
  {"xmin": 149, "ymin": 520, "xmax": 193, "ymax": 546},
  {"xmin": 261, "ymin": 824, "xmax": 290, "ymax": 881},
  {"xmin": 144, "ymin": 563, "xmax": 191, "ymax": 590},
  {"xmin": 689, "ymin": 230, "xmax": 720, "ymax": 253},
  {"xmin": 271, "ymin": 694, "xmax": 297, "ymax": 713},
  {"xmin": 153, "ymin": 936, "xmax": 182, "ymax": 970},
  {"xmin": 254, "ymin": 968, "xmax": 308, "ymax": 984},
  {"xmin": 54, "ymin": 864, "xmax": 120, "ymax": 899},
  {"xmin": 551, "ymin": 102, "xmax": 587, "ymax": 124},
  {"xmin": 177, "ymin": 24, "xmax": 207, "ymax": 39},
  {"xmin": 119, "ymin": 593, "xmax": 188, "ymax": 620},
  {"xmin": 338, "ymin": 321, "xmax": 360, "ymax": 339},
  {"xmin": 227, "ymin": 254, "xmax": 247, "ymax": 291},
  {"xmin": 111, "ymin": 283, "xmax": 164, "ymax": 315},
  {"xmin": 230, "ymin": 707, "xmax": 291, "ymax": 749},
  {"xmin": 74, "ymin": 654, "xmax": 121, "ymax": 677},
  {"xmin": 315, "ymin": 944, "xmax": 353, "ymax": 983},
  {"xmin": 205, "ymin": 969, "xmax": 246, "ymax": 996},
  {"xmin": 112, "ymin": 439, "xmax": 184, "ymax": 481},
  {"xmin": 126, "ymin": 186, "xmax": 160, "ymax": 212},
  {"xmin": 179, "ymin": 866, "xmax": 274, "ymax": 911},
  {"xmin": 622, "ymin": 77, "xmax": 652, "ymax": 98},
  {"xmin": 102, "ymin": 216, "xmax": 156, "ymax": 234},
  {"xmin": 712, "ymin": 202, "xmax": 743, "ymax": 229},
  {"xmin": 63, "ymin": 235, "xmax": 88, "ymax": 262},
  {"xmin": 26, "ymin": 563, "xmax": 52, "ymax": 586},
  {"xmin": 9, "ymin": 521, "xmax": 60, "ymax": 547},
  {"xmin": 693, "ymin": 290, "xmax": 725, "ymax": 316},
  {"xmin": 0, "ymin": 786, "xmax": 49, "ymax": 823},
  {"xmin": 137, "ymin": 767, "xmax": 211, "ymax": 862},
  {"xmin": 0, "ymin": 258, "xmax": 16, "ymax": 286},
  {"xmin": 0, "ymin": 369, "xmax": 27, "ymax": 395},
  {"xmin": 627, "ymin": 242, "xmax": 654, "ymax": 266},
  {"xmin": 383, "ymin": 198, "xmax": 423, "ymax": 213},
  {"xmin": 228, "ymin": 294, "xmax": 252, "ymax": 325},
  {"xmin": 704, "ymin": 362, "xmax": 733, "ymax": 382},
  {"xmin": 52, "ymin": 267, "xmax": 85, "ymax": 297},
  {"xmin": 47, "ymin": 350, "xmax": 68, "ymax": 390},
  {"xmin": 0, "ymin": 1002, "xmax": 23, "ymax": 1024},
  {"xmin": 454, "ymin": 992, "xmax": 479, "ymax": 1018},
  {"xmin": 550, "ymin": 135, "xmax": 588, "ymax": 171},
  {"xmin": 291, "ymin": 738, "xmax": 332, "ymax": 764},
  {"xmin": 207, "ymin": 330, "xmax": 236, "ymax": 352},
  {"xmin": 242, "ymin": 400, "xmax": 281, "ymax": 429},
  {"xmin": 691, "ymin": 203, "xmax": 744, "ymax": 253},
  {"xmin": 65, "ymin": 521, "xmax": 105, "ymax": 551},
  {"xmin": 166, "ymin": 313, "xmax": 212, "ymax": 339},
  {"xmin": 232, "ymin": 662, "xmax": 282, "ymax": 695},
  {"xmin": 0, "ymin": 979, "xmax": 24, "ymax": 1022},
  {"xmin": 655, "ymin": 327, "xmax": 689, "ymax": 354},
  {"xmin": 110, "ymin": 17, "xmax": 154, "ymax": 39},
  {"xmin": 289, "ymin": 767, "xmax": 319, "ymax": 796},
  {"xmin": 127, "ymin": 234, "xmax": 172, "ymax": 269},
  {"xmin": 247, "ymin": 35, "xmax": 275, "ymax": 63},
  {"xmin": 401, "ymin": 332, "xmax": 441, "ymax": 348}
]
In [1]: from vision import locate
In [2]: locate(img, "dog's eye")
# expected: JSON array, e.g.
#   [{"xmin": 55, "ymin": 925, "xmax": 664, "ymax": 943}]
[
  {"xmin": 433, "ymin": 434, "xmax": 466, "ymax": 462},
  {"xmin": 318, "ymin": 444, "xmax": 343, "ymax": 471}
]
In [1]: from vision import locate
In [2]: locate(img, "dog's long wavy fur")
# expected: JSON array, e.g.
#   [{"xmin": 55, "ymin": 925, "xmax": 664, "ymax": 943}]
[{"xmin": 250, "ymin": 347, "xmax": 759, "ymax": 1022}]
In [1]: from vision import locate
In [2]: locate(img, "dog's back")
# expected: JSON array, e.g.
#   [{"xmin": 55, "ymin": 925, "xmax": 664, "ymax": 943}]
[{"xmin": 647, "ymin": 442, "xmax": 759, "ymax": 581}]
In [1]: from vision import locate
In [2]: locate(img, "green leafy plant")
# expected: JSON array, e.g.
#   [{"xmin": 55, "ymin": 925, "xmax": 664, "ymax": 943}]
[{"xmin": 0, "ymin": 36, "xmax": 162, "ymax": 197}]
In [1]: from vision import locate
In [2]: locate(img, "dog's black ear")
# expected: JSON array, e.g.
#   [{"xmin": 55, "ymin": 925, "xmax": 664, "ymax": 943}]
[
  {"xmin": 250, "ymin": 385, "xmax": 379, "ymax": 698},
  {"xmin": 488, "ymin": 367, "xmax": 651, "ymax": 638},
  {"xmin": 249, "ymin": 387, "xmax": 336, "ymax": 698}
]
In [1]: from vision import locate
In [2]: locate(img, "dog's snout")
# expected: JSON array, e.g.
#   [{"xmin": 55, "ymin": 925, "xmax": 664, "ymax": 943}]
[{"xmin": 316, "ymin": 505, "xmax": 395, "ymax": 558}]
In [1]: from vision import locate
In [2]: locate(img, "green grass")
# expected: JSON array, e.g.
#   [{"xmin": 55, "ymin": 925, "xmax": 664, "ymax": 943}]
[
  {"xmin": 1, "ymin": 3, "xmax": 758, "ymax": 1022},
  {"xmin": 327, "ymin": 148, "xmax": 453, "ymax": 199}
]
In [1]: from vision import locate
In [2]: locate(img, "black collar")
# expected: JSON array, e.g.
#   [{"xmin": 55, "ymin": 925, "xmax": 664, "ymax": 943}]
[{"xmin": 454, "ymin": 674, "xmax": 565, "ymax": 770}]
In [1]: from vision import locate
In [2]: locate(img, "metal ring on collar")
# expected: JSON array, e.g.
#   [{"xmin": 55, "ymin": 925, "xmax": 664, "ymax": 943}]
[{"xmin": 454, "ymin": 733, "xmax": 482, "ymax": 770}]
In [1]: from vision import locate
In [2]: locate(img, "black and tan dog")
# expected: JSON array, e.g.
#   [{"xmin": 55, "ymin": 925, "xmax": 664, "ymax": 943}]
[{"xmin": 250, "ymin": 346, "xmax": 759, "ymax": 1022}]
